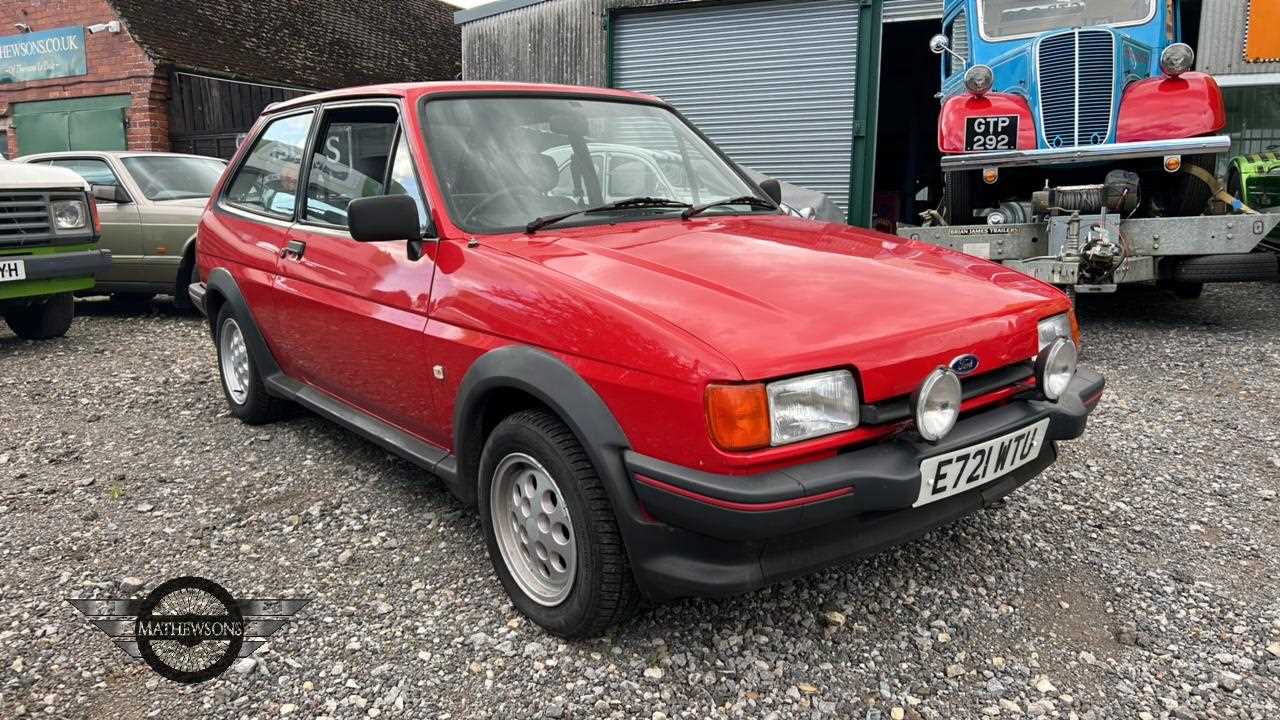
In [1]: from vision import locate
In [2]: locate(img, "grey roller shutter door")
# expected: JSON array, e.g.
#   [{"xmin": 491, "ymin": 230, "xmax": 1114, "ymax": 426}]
[
  {"xmin": 613, "ymin": 0, "xmax": 859, "ymax": 214},
  {"xmin": 883, "ymin": 0, "xmax": 944, "ymax": 23}
]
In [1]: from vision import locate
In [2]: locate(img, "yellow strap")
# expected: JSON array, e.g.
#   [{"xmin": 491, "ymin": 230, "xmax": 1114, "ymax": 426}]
[{"xmin": 1182, "ymin": 163, "xmax": 1259, "ymax": 214}]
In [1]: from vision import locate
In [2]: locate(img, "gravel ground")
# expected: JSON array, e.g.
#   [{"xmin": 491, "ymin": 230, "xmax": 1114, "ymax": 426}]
[{"xmin": 1, "ymin": 284, "xmax": 1279, "ymax": 720}]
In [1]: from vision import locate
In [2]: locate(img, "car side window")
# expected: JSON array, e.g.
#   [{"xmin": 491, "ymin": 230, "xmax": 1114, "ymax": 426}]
[
  {"xmin": 303, "ymin": 106, "xmax": 399, "ymax": 227},
  {"xmin": 50, "ymin": 158, "xmax": 119, "ymax": 188},
  {"xmin": 553, "ymin": 152, "xmax": 604, "ymax": 198},
  {"xmin": 607, "ymin": 154, "xmax": 660, "ymax": 200},
  {"xmin": 386, "ymin": 133, "xmax": 429, "ymax": 231},
  {"xmin": 224, "ymin": 111, "xmax": 315, "ymax": 220}
]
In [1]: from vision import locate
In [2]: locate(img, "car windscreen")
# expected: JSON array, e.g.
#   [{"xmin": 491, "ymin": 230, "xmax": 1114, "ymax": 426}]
[
  {"xmin": 978, "ymin": 0, "xmax": 1155, "ymax": 40},
  {"xmin": 121, "ymin": 156, "xmax": 227, "ymax": 201},
  {"xmin": 421, "ymin": 96, "xmax": 758, "ymax": 234}
]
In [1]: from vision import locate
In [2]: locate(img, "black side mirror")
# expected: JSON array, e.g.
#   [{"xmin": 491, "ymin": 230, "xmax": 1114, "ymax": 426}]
[
  {"xmin": 92, "ymin": 184, "xmax": 130, "ymax": 204},
  {"xmin": 759, "ymin": 178, "xmax": 783, "ymax": 206},
  {"xmin": 349, "ymin": 195, "xmax": 424, "ymax": 243}
]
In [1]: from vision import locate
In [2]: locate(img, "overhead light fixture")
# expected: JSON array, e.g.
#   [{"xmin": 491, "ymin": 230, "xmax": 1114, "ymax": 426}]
[{"xmin": 86, "ymin": 21, "xmax": 122, "ymax": 34}]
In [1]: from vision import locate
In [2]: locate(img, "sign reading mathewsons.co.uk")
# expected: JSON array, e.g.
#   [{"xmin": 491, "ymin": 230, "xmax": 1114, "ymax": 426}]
[{"xmin": 0, "ymin": 25, "xmax": 88, "ymax": 84}]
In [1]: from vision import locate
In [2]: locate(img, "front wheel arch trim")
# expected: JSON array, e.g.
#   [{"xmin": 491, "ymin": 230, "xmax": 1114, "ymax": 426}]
[{"xmin": 453, "ymin": 346, "xmax": 637, "ymax": 516}]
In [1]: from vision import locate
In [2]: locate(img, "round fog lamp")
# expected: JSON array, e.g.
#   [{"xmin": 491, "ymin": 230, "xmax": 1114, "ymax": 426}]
[
  {"xmin": 1160, "ymin": 43, "xmax": 1194, "ymax": 77},
  {"xmin": 964, "ymin": 64, "xmax": 994, "ymax": 96},
  {"xmin": 915, "ymin": 368, "xmax": 962, "ymax": 442},
  {"xmin": 1036, "ymin": 338, "xmax": 1077, "ymax": 401}
]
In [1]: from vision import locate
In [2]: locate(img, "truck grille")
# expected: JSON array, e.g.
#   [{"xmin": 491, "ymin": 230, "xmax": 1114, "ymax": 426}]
[
  {"xmin": 1037, "ymin": 30, "xmax": 1115, "ymax": 148},
  {"xmin": 0, "ymin": 191, "xmax": 53, "ymax": 247}
]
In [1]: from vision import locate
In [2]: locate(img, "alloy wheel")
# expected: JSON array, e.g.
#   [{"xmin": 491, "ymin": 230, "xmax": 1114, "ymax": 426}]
[
  {"xmin": 219, "ymin": 318, "xmax": 251, "ymax": 405},
  {"xmin": 489, "ymin": 452, "xmax": 576, "ymax": 606}
]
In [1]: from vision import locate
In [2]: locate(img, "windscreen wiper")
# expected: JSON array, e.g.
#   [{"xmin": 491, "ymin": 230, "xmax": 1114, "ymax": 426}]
[
  {"xmin": 681, "ymin": 195, "xmax": 778, "ymax": 220},
  {"xmin": 526, "ymin": 197, "xmax": 692, "ymax": 234}
]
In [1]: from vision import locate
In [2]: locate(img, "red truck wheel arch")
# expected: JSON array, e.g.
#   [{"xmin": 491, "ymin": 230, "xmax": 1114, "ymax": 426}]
[
  {"xmin": 938, "ymin": 93, "xmax": 1037, "ymax": 154},
  {"xmin": 1117, "ymin": 72, "xmax": 1226, "ymax": 143}
]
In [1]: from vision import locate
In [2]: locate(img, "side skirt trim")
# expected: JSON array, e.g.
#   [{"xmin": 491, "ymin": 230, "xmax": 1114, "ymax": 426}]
[{"xmin": 264, "ymin": 374, "xmax": 458, "ymax": 487}]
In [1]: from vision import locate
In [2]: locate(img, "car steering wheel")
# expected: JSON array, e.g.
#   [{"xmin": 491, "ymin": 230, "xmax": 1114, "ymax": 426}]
[{"xmin": 463, "ymin": 186, "xmax": 545, "ymax": 227}]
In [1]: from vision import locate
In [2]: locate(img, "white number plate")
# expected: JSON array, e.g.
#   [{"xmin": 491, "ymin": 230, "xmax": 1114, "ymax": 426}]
[
  {"xmin": 914, "ymin": 418, "xmax": 1050, "ymax": 507},
  {"xmin": 0, "ymin": 259, "xmax": 26, "ymax": 283}
]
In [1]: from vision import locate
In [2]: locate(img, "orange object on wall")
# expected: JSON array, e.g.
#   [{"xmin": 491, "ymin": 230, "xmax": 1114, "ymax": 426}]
[{"xmin": 1245, "ymin": 0, "xmax": 1280, "ymax": 62}]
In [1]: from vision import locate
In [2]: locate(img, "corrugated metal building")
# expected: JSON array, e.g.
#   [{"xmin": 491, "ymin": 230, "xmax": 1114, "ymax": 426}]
[
  {"xmin": 1197, "ymin": 0, "xmax": 1280, "ymax": 163},
  {"xmin": 457, "ymin": 0, "xmax": 1279, "ymax": 227}
]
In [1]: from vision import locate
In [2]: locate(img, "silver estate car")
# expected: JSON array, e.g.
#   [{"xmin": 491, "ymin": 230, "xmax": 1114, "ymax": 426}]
[{"xmin": 17, "ymin": 151, "xmax": 225, "ymax": 310}]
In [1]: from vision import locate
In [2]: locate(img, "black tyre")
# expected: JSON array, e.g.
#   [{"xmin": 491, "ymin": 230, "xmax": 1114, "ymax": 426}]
[
  {"xmin": 173, "ymin": 252, "xmax": 198, "ymax": 313},
  {"xmin": 478, "ymin": 409, "xmax": 638, "ymax": 638},
  {"xmin": 1150, "ymin": 153, "xmax": 1216, "ymax": 217},
  {"xmin": 1173, "ymin": 253, "xmax": 1279, "ymax": 284},
  {"xmin": 1171, "ymin": 282, "xmax": 1204, "ymax": 299},
  {"xmin": 3, "ymin": 293, "xmax": 74, "ymax": 340},
  {"xmin": 1226, "ymin": 165, "xmax": 1243, "ymax": 200},
  {"xmin": 943, "ymin": 170, "xmax": 976, "ymax": 225},
  {"xmin": 214, "ymin": 305, "xmax": 283, "ymax": 424}
]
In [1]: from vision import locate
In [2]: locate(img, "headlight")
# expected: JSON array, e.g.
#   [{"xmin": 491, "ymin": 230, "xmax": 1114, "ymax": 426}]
[
  {"xmin": 1160, "ymin": 43, "xmax": 1194, "ymax": 77},
  {"xmin": 1036, "ymin": 338, "xmax": 1077, "ymax": 401},
  {"xmin": 766, "ymin": 370, "xmax": 858, "ymax": 445},
  {"xmin": 914, "ymin": 368, "xmax": 962, "ymax": 442},
  {"xmin": 963, "ymin": 64, "xmax": 994, "ymax": 96},
  {"xmin": 705, "ymin": 370, "xmax": 859, "ymax": 450},
  {"xmin": 1037, "ymin": 313, "xmax": 1073, "ymax": 351},
  {"xmin": 51, "ymin": 200, "xmax": 88, "ymax": 230}
]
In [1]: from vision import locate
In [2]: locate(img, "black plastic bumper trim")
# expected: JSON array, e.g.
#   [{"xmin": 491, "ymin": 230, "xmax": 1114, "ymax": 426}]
[
  {"xmin": 188, "ymin": 281, "xmax": 208, "ymax": 316},
  {"xmin": 9, "ymin": 249, "xmax": 111, "ymax": 281},
  {"xmin": 629, "ymin": 444, "xmax": 1055, "ymax": 602}
]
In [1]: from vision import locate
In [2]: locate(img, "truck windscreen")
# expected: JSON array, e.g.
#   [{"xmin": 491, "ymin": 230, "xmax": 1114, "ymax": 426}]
[{"xmin": 977, "ymin": 0, "xmax": 1156, "ymax": 40}]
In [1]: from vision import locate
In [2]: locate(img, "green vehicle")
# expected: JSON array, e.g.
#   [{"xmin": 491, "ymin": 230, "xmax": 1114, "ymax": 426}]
[
  {"xmin": 1228, "ymin": 150, "xmax": 1280, "ymax": 253},
  {"xmin": 0, "ymin": 159, "xmax": 111, "ymax": 339}
]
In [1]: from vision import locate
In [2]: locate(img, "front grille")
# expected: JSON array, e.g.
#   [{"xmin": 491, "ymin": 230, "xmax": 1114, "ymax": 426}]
[
  {"xmin": 1037, "ymin": 30, "xmax": 1115, "ymax": 148},
  {"xmin": 860, "ymin": 362, "xmax": 1035, "ymax": 426},
  {"xmin": 0, "ymin": 191, "xmax": 53, "ymax": 247}
]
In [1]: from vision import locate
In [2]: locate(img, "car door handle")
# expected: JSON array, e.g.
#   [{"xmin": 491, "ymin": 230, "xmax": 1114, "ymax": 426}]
[{"xmin": 282, "ymin": 240, "xmax": 306, "ymax": 260}]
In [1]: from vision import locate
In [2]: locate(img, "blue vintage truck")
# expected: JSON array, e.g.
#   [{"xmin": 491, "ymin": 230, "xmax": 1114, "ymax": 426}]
[{"xmin": 900, "ymin": 0, "xmax": 1280, "ymax": 296}]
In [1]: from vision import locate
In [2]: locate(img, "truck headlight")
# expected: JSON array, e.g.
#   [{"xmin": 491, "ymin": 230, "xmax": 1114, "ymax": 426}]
[
  {"xmin": 914, "ymin": 368, "xmax": 962, "ymax": 442},
  {"xmin": 1037, "ymin": 312, "xmax": 1073, "ymax": 351},
  {"xmin": 964, "ymin": 64, "xmax": 994, "ymax": 96},
  {"xmin": 51, "ymin": 200, "xmax": 88, "ymax": 230},
  {"xmin": 1036, "ymin": 338, "xmax": 1077, "ymax": 401},
  {"xmin": 706, "ymin": 370, "xmax": 858, "ymax": 450},
  {"xmin": 1160, "ymin": 43, "xmax": 1194, "ymax": 77}
]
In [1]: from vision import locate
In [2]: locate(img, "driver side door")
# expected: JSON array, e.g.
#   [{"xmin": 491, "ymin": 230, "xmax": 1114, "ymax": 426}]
[{"xmin": 272, "ymin": 102, "xmax": 442, "ymax": 444}]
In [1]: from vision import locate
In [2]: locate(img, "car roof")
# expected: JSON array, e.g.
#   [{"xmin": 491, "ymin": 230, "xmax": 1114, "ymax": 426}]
[
  {"xmin": 263, "ymin": 81, "xmax": 666, "ymax": 116},
  {"xmin": 19, "ymin": 150, "xmax": 224, "ymax": 162}
]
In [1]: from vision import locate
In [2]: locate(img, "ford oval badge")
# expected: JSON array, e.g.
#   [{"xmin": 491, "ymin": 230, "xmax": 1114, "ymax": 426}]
[{"xmin": 950, "ymin": 354, "xmax": 980, "ymax": 376}]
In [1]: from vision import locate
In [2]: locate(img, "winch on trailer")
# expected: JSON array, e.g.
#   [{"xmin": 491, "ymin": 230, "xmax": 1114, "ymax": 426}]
[{"xmin": 900, "ymin": 185, "xmax": 1280, "ymax": 295}]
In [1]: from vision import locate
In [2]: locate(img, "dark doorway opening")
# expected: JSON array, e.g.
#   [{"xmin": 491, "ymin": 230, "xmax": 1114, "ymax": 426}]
[
  {"xmin": 873, "ymin": 19, "xmax": 942, "ymax": 231},
  {"xmin": 1178, "ymin": 0, "xmax": 1201, "ymax": 54}
]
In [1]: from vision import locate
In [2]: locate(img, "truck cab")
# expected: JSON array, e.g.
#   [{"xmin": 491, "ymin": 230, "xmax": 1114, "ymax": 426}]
[
  {"xmin": 932, "ymin": 0, "xmax": 1226, "ymax": 223},
  {"xmin": 0, "ymin": 159, "xmax": 111, "ymax": 339}
]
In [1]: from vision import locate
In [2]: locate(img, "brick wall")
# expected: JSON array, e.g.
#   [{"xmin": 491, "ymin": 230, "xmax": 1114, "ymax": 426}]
[{"xmin": 0, "ymin": 0, "xmax": 168, "ymax": 157}]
